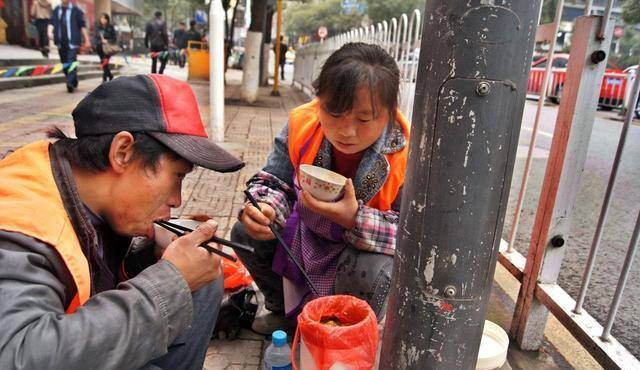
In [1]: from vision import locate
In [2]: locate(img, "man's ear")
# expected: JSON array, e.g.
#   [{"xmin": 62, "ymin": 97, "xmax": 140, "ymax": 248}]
[{"xmin": 109, "ymin": 131, "xmax": 136, "ymax": 174}]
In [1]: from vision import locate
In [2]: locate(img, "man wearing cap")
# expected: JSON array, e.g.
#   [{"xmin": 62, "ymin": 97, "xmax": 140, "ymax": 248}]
[{"xmin": 0, "ymin": 75, "xmax": 244, "ymax": 369}]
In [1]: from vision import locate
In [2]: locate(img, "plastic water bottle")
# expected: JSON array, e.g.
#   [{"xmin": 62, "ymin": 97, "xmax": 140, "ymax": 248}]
[{"xmin": 263, "ymin": 330, "xmax": 292, "ymax": 370}]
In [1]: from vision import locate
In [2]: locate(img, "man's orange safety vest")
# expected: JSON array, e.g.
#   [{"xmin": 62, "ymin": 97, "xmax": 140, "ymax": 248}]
[
  {"xmin": 0, "ymin": 141, "xmax": 90, "ymax": 313},
  {"xmin": 287, "ymin": 99, "xmax": 410, "ymax": 211}
]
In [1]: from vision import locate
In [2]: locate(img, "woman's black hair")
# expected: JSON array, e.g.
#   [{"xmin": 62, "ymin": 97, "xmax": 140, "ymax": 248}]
[
  {"xmin": 312, "ymin": 42, "xmax": 400, "ymax": 119},
  {"xmin": 101, "ymin": 13, "xmax": 110, "ymax": 24},
  {"xmin": 47, "ymin": 127, "xmax": 179, "ymax": 173}
]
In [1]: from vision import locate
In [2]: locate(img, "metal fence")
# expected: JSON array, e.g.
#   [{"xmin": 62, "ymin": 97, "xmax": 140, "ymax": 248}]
[{"xmin": 292, "ymin": 6, "xmax": 639, "ymax": 370}]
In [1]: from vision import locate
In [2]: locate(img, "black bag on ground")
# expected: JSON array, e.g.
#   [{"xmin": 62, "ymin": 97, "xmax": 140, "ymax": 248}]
[{"xmin": 212, "ymin": 288, "xmax": 257, "ymax": 340}]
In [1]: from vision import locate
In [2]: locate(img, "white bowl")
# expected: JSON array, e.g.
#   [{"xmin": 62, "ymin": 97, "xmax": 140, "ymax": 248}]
[
  {"xmin": 299, "ymin": 164, "xmax": 347, "ymax": 202},
  {"xmin": 153, "ymin": 219, "xmax": 202, "ymax": 250},
  {"xmin": 476, "ymin": 320, "xmax": 509, "ymax": 370}
]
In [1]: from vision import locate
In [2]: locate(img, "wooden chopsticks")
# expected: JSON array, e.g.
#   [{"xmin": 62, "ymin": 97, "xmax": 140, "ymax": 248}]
[
  {"xmin": 243, "ymin": 190, "xmax": 320, "ymax": 295},
  {"xmin": 158, "ymin": 220, "xmax": 254, "ymax": 254},
  {"xmin": 154, "ymin": 220, "xmax": 252, "ymax": 262}
]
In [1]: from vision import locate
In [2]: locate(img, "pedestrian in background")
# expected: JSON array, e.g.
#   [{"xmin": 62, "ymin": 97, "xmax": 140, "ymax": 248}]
[
  {"xmin": 185, "ymin": 20, "xmax": 202, "ymax": 46},
  {"xmin": 274, "ymin": 35, "xmax": 288, "ymax": 81},
  {"xmin": 49, "ymin": 0, "xmax": 90, "ymax": 93},
  {"xmin": 30, "ymin": 0, "xmax": 52, "ymax": 58},
  {"xmin": 145, "ymin": 11, "xmax": 169, "ymax": 74},
  {"xmin": 172, "ymin": 21, "xmax": 188, "ymax": 68},
  {"xmin": 95, "ymin": 13, "xmax": 116, "ymax": 82}
]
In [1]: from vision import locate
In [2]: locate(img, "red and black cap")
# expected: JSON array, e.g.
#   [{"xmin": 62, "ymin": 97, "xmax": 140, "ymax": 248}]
[{"xmin": 72, "ymin": 74, "xmax": 244, "ymax": 173}]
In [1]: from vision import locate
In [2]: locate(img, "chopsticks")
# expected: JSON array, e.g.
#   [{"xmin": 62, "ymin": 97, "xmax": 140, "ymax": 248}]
[
  {"xmin": 158, "ymin": 220, "xmax": 255, "ymax": 254},
  {"xmin": 243, "ymin": 190, "xmax": 320, "ymax": 295},
  {"xmin": 154, "ymin": 220, "xmax": 249, "ymax": 262}
]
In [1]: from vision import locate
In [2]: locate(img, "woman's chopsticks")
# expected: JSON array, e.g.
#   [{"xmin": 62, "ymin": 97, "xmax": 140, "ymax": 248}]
[
  {"xmin": 154, "ymin": 220, "xmax": 253, "ymax": 262},
  {"xmin": 243, "ymin": 190, "xmax": 320, "ymax": 295}
]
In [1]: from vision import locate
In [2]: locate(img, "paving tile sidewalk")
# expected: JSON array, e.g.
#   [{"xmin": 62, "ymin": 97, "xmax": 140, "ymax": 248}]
[{"xmin": 174, "ymin": 70, "xmax": 308, "ymax": 370}]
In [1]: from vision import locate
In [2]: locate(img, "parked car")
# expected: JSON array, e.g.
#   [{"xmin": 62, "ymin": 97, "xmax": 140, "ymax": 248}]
[{"xmin": 528, "ymin": 53, "xmax": 628, "ymax": 109}]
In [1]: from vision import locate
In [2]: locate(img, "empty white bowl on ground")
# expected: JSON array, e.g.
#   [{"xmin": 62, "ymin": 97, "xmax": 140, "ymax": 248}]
[
  {"xmin": 299, "ymin": 164, "xmax": 347, "ymax": 202},
  {"xmin": 476, "ymin": 320, "xmax": 509, "ymax": 370}
]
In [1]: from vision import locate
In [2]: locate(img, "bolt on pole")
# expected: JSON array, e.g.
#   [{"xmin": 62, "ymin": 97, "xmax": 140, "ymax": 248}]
[{"xmin": 379, "ymin": 1, "xmax": 542, "ymax": 369}]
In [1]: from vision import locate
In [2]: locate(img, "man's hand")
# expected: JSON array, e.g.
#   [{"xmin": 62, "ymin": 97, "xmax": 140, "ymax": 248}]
[
  {"xmin": 81, "ymin": 27, "xmax": 91, "ymax": 50},
  {"xmin": 47, "ymin": 24, "xmax": 54, "ymax": 42},
  {"xmin": 161, "ymin": 219, "xmax": 222, "ymax": 291},
  {"xmin": 300, "ymin": 178, "xmax": 359, "ymax": 229},
  {"xmin": 240, "ymin": 202, "xmax": 277, "ymax": 240}
]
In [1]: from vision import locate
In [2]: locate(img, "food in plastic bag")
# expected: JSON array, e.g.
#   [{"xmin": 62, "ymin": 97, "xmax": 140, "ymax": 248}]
[
  {"xmin": 293, "ymin": 295, "xmax": 379, "ymax": 370},
  {"xmin": 222, "ymin": 253, "xmax": 253, "ymax": 290}
]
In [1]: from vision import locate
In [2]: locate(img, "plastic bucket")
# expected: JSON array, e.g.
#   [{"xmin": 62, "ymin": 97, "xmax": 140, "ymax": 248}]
[
  {"xmin": 293, "ymin": 295, "xmax": 379, "ymax": 370},
  {"xmin": 476, "ymin": 320, "xmax": 509, "ymax": 370}
]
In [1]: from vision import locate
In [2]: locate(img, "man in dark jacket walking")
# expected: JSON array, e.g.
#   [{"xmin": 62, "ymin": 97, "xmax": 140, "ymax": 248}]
[
  {"xmin": 49, "ymin": 0, "xmax": 91, "ymax": 92},
  {"xmin": 0, "ymin": 74, "xmax": 245, "ymax": 369},
  {"xmin": 274, "ymin": 35, "xmax": 288, "ymax": 81},
  {"xmin": 145, "ymin": 11, "xmax": 169, "ymax": 74}
]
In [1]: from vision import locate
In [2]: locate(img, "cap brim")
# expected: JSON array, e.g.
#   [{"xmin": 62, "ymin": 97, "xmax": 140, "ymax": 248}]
[{"xmin": 149, "ymin": 132, "xmax": 244, "ymax": 173}]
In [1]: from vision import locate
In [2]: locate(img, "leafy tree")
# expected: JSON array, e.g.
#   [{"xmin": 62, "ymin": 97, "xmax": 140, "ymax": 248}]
[
  {"xmin": 284, "ymin": 0, "xmax": 429, "ymax": 41},
  {"xmin": 622, "ymin": 0, "xmax": 640, "ymax": 24},
  {"xmin": 611, "ymin": 26, "xmax": 640, "ymax": 68},
  {"xmin": 540, "ymin": 0, "xmax": 558, "ymax": 24},
  {"xmin": 144, "ymin": 0, "xmax": 208, "ymax": 29},
  {"xmin": 365, "ymin": 0, "xmax": 426, "ymax": 25},
  {"xmin": 284, "ymin": 0, "xmax": 364, "ymax": 40}
]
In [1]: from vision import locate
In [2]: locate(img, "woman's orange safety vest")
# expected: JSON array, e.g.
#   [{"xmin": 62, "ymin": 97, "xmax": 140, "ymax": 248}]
[
  {"xmin": 0, "ymin": 141, "xmax": 90, "ymax": 313},
  {"xmin": 287, "ymin": 99, "xmax": 410, "ymax": 211}
]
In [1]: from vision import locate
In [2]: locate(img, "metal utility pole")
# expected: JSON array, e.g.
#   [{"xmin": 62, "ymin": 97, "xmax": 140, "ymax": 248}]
[{"xmin": 380, "ymin": 1, "xmax": 542, "ymax": 369}]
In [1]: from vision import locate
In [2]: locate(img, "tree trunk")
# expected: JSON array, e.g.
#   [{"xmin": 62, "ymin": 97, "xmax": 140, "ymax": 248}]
[
  {"xmin": 242, "ymin": 0, "xmax": 267, "ymax": 102},
  {"xmin": 260, "ymin": 6, "xmax": 274, "ymax": 86}
]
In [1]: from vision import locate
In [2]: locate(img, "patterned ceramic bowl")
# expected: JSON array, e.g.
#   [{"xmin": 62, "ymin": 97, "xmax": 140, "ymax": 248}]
[{"xmin": 299, "ymin": 164, "xmax": 347, "ymax": 202}]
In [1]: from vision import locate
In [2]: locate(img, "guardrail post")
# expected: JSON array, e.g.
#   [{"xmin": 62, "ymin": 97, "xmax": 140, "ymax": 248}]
[
  {"xmin": 622, "ymin": 67, "xmax": 636, "ymax": 114},
  {"xmin": 379, "ymin": 1, "xmax": 542, "ymax": 368},
  {"xmin": 510, "ymin": 15, "xmax": 614, "ymax": 350}
]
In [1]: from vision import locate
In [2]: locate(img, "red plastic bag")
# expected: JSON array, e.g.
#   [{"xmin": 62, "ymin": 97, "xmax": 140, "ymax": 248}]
[
  {"xmin": 221, "ymin": 253, "xmax": 253, "ymax": 290},
  {"xmin": 293, "ymin": 295, "xmax": 379, "ymax": 370}
]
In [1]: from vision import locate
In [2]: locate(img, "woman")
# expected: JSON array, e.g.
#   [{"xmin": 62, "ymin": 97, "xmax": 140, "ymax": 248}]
[
  {"xmin": 30, "ymin": 0, "xmax": 52, "ymax": 58},
  {"xmin": 231, "ymin": 42, "xmax": 410, "ymax": 332},
  {"xmin": 94, "ymin": 13, "xmax": 117, "ymax": 82}
]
